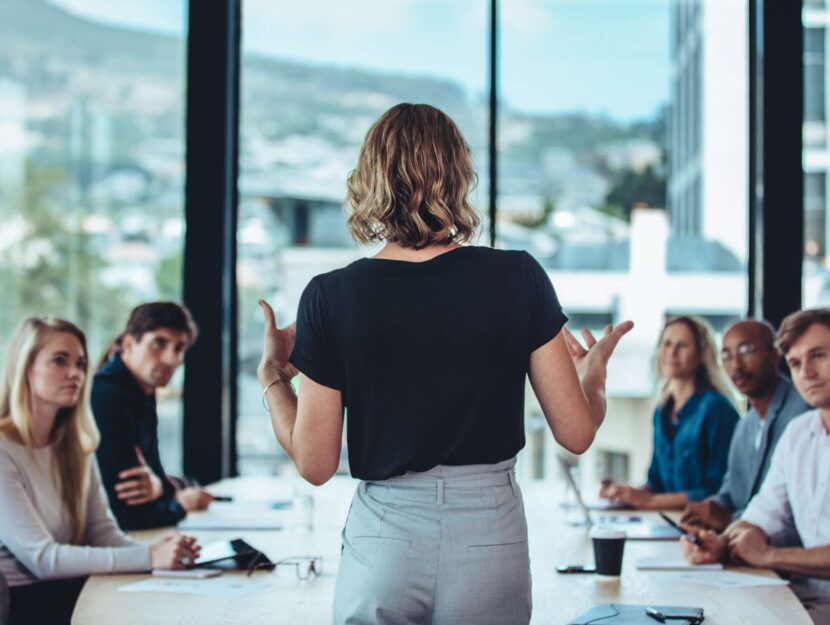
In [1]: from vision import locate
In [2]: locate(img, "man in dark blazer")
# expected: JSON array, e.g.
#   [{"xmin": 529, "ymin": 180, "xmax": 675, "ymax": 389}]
[{"xmin": 92, "ymin": 302, "xmax": 214, "ymax": 530}]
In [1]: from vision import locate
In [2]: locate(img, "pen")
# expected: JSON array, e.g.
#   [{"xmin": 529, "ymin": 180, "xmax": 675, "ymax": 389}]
[
  {"xmin": 645, "ymin": 607, "xmax": 666, "ymax": 622},
  {"xmin": 658, "ymin": 511, "xmax": 703, "ymax": 546}
]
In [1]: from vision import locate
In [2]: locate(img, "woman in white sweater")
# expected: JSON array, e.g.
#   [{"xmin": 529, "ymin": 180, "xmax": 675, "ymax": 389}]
[{"xmin": 0, "ymin": 317, "xmax": 199, "ymax": 625}]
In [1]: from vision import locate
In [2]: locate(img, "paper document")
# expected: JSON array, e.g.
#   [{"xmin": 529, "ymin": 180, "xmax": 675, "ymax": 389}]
[
  {"xmin": 178, "ymin": 516, "xmax": 283, "ymax": 530},
  {"xmin": 664, "ymin": 570, "xmax": 789, "ymax": 588},
  {"xmin": 636, "ymin": 557, "xmax": 723, "ymax": 571},
  {"xmin": 178, "ymin": 502, "xmax": 285, "ymax": 530},
  {"xmin": 119, "ymin": 575, "xmax": 274, "ymax": 595}
]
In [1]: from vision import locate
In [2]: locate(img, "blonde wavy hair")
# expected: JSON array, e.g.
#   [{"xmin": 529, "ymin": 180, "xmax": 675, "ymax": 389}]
[
  {"xmin": 0, "ymin": 317, "xmax": 100, "ymax": 543},
  {"xmin": 655, "ymin": 315, "xmax": 734, "ymax": 406},
  {"xmin": 346, "ymin": 103, "xmax": 480, "ymax": 249}
]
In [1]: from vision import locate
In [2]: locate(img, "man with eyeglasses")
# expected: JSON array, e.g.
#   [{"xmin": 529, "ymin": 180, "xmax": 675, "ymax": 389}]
[{"xmin": 680, "ymin": 320, "xmax": 809, "ymax": 532}]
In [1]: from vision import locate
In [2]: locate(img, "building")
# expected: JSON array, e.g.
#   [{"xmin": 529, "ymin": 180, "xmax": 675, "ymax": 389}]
[{"xmin": 668, "ymin": 0, "xmax": 748, "ymax": 264}]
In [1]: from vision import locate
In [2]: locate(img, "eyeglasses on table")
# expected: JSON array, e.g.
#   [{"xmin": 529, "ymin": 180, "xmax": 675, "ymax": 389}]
[{"xmin": 246, "ymin": 553, "xmax": 323, "ymax": 580}]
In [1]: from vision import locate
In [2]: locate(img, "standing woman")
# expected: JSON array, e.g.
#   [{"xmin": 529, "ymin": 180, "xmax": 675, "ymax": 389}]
[
  {"xmin": 601, "ymin": 316, "xmax": 739, "ymax": 510},
  {"xmin": 0, "ymin": 317, "xmax": 198, "ymax": 625},
  {"xmin": 258, "ymin": 103, "xmax": 632, "ymax": 625}
]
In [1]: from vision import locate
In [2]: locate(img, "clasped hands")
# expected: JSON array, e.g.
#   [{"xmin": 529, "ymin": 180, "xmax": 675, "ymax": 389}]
[{"xmin": 682, "ymin": 520, "xmax": 772, "ymax": 567}]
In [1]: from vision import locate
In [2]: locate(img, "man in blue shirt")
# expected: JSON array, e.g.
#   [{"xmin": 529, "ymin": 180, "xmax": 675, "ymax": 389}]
[{"xmin": 680, "ymin": 320, "xmax": 809, "ymax": 532}]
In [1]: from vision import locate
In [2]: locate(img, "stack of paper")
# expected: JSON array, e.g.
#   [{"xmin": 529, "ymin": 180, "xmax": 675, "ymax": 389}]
[
  {"xmin": 636, "ymin": 557, "xmax": 723, "ymax": 571},
  {"xmin": 119, "ymin": 576, "xmax": 275, "ymax": 595},
  {"xmin": 663, "ymin": 570, "xmax": 789, "ymax": 588},
  {"xmin": 177, "ymin": 502, "xmax": 286, "ymax": 530}
]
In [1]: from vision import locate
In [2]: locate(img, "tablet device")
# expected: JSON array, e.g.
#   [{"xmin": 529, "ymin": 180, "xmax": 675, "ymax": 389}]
[{"xmin": 195, "ymin": 538, "xmax": 263, "ymax": 570}]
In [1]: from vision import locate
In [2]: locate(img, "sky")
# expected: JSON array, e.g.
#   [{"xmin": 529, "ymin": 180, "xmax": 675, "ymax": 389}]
[{"xmin": 47, "ymin": 0, "xmax": 670, "ymax": 122}]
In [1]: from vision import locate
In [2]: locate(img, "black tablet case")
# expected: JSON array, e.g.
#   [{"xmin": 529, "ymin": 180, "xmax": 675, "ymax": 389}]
[{"xmin": 567, "ymin": 603, "xmax": 704, "ymax": 624}]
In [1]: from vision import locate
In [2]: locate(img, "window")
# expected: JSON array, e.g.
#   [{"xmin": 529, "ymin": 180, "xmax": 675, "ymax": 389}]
[
  {"xmin": 804, "ymin": 27, "xmax": 826, "ymax": 146},
  {"xmin": 499, "ymin": 0, "xmax": 747, "ymax": 492},
  {"xmin": 805, "ymin": 173, "xmax": 827, "ymax": 262},
  {"xmin": 237, "ymin": 0, "xmax": 488, "ymax": 475},
  {"xmin": 0, "ymin": 0, "xmax": 188, "ymax": 472},
  {"xmin": 804, "ymin": 10, "xmax": 830, "ymax": 307}
]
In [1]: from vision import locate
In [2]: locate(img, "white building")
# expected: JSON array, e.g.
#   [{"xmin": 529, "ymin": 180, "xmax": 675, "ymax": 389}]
[
  {"xmin": 668, "ymin": 0, "xmax": 748, "ymax": 264},
  {"xmin": 804, "ymin": 2, "xmax": 830, "ymax": 300}
]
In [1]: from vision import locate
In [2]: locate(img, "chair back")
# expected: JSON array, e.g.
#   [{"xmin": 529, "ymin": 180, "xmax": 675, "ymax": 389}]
[{"xmin": 0, "ymin": 569, "xmax": 8, "ymax": 625}]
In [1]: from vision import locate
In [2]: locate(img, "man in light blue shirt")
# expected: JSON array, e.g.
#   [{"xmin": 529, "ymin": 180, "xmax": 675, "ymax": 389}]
[
  {"xmin": 683, "ymin": 310, "xmax": 830, "ymax": 624},
  {"xmin": 681, "ymin": 320, "xmax": 809, "ymax": 532}
]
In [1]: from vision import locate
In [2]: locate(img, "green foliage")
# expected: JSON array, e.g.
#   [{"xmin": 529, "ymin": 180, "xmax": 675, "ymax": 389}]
[
  {"xmin": 595, "ymin": 203, "xmax": 627, "ymax": 221},
  {"xmin": 602, "ymin": 164, "xmax": 667, "ymax": 221},
  {"xmin": 510, "ymin": 197, "xmax": 556, "ymax": 229},
  {"xmin": 156, "ymin": 250, "xmax": 183, "ymax": 301},
  {"xmin": 0, "ymin": 163, "xmax": 128, "ymax": 359}
]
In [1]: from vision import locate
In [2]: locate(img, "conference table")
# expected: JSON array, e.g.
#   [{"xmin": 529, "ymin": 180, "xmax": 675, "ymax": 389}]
[{"xmin": 72, "ymin": 475, "xmax": 813, "ymax": 625}]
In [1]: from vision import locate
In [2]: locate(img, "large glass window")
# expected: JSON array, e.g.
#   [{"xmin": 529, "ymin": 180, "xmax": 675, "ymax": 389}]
[
  {"xmin": 499, "ymin": 0, "xmax": 748, "ymax": 493},
  {"xmin": 0, "ymin": 0, "xmax": 187, "ymax": 472},
  {"xmin": 803, "ymin": 9, "xmax": 830, "ymax": 307},
  {"xmin": 238, "ymin": 0, "xmax": 488, "ymax": 475},
  {"xmin": 805, "ymin": 28, "xmax": 826, "ymax": 145}
]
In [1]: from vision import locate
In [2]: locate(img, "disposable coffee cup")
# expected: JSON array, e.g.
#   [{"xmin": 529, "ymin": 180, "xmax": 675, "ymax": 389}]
[{"xmin": 590, "ymin": 527, "xmax": 626, "ymax": 577}]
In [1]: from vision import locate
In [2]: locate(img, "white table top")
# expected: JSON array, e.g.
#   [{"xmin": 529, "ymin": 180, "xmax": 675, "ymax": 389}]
[{"xmin": 71, "ymin": 475, "xmax": 813, "ymax": 625}]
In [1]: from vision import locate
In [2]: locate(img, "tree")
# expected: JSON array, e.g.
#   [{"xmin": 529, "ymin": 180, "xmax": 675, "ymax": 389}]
[
  {"xmin": 0, "ymin": 163, "xmax": 128, "ymax": 360},
  {"xmin": 602, "ymin": 164, "xmax": 666, "ymax": 221},
  {"xmin": 510, "ymin": 197, "xmax": 557, "ymax": 229},
  {"xmin": 156, "ymin": 250, "xmax": 183, "ymax": 301}
]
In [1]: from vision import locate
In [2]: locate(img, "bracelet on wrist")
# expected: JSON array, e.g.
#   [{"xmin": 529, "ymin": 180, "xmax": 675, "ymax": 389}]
[{"xmin": 261, "ymin": 376, "xmax": 295, "ymax": 410}]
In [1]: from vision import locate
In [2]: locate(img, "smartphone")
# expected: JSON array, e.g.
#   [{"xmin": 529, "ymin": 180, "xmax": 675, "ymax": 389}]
[{"xmin": 556, "ymin": 564, "xmax": 596, "ymax": 574}]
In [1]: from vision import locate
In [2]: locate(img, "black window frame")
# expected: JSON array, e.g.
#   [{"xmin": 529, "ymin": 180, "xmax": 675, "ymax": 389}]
[{"xmin": 182, "ymin": 0, "xmax": 805, "ymax": 482}]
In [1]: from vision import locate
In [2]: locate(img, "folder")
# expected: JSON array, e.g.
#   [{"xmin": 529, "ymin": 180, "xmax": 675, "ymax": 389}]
[{"xmin": 567, "ymin": 603, "xmax": 704, "ymax": 624}]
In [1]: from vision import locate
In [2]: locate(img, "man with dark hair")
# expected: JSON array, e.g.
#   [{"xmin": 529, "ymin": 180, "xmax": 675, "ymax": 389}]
[
  {"xmin": 92, "ymin": 302, "xmax": 213, "ymax": 530},
  {"xmin": 683, "ymin": 309, "xmax": 830, "ymax": 624},
  {"xmin": 680, "ymin": 320, "xmax": 809, "ymax": 532}
]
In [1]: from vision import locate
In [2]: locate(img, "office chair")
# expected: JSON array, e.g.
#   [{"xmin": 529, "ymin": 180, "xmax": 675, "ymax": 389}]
[{"xmin": 0, "ymin": 569, "xmax": 8, "ymax": 625}]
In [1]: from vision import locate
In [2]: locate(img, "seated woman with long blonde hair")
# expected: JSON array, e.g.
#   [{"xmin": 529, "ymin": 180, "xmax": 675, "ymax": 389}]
[
  {"xmin": 0, "ymin": 317, "xmax": 199, "ymax": 625},
  {"xmin": 600, "ymin": 315, "xmax": 739, "ymax": 509}
]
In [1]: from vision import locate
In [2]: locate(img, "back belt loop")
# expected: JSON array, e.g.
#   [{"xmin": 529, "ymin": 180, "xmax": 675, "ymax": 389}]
[
  {"xmin": 436, "ymin": 479, "xmax": 445, "ymax": 505},
  {"xmin": 508, "ymin": 468, "xmax": 518, "ymax": 497}
]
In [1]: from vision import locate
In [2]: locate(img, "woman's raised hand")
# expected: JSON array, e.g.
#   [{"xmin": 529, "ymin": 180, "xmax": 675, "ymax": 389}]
[
  {"xmin": 562, "ymin": 321, "xmax": 634, "ymax": 385},
  {"xmin": 257, "ymin": 300, "xmax": 299, "ymax": 387}
]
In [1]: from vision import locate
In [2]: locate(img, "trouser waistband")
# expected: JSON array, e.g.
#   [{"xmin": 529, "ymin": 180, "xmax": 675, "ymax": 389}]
[{"xmin": 364, "ymin": 458, "xmax": 519, "ymax": 504}]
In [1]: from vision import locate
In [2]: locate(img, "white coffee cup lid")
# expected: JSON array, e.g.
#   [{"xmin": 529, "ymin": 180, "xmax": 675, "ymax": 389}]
[{"xmin": 589, "ymin": 526, "xmax": 627, "ymax": 540}]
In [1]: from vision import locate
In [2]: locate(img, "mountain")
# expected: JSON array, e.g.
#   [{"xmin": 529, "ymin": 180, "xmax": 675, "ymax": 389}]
[{"xmin": 0, "ymin": 0, "xmax": 662, "ymax": 210}]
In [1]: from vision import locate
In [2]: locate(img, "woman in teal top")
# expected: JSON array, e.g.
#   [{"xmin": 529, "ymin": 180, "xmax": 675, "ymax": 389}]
[{"xmin": 601, "ymin": 316, "xmax": 739, "ymax": 510}]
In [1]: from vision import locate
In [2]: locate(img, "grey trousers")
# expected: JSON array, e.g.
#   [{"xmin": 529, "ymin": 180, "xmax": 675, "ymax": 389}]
[{"xmin": 333, "ymin": 458, "xmax": 531, "ymax": 625}]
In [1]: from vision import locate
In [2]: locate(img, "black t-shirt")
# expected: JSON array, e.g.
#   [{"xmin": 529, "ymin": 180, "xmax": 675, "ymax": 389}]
[{"xmin": 288, "ymin": 245, "xmax": 567, "ymax": 480}]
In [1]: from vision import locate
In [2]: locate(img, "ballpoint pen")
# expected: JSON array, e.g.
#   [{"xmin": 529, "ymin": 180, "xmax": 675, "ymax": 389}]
[{"xmin": 658, "ymin": 511, "xmax": 703, "ymax": 546}]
